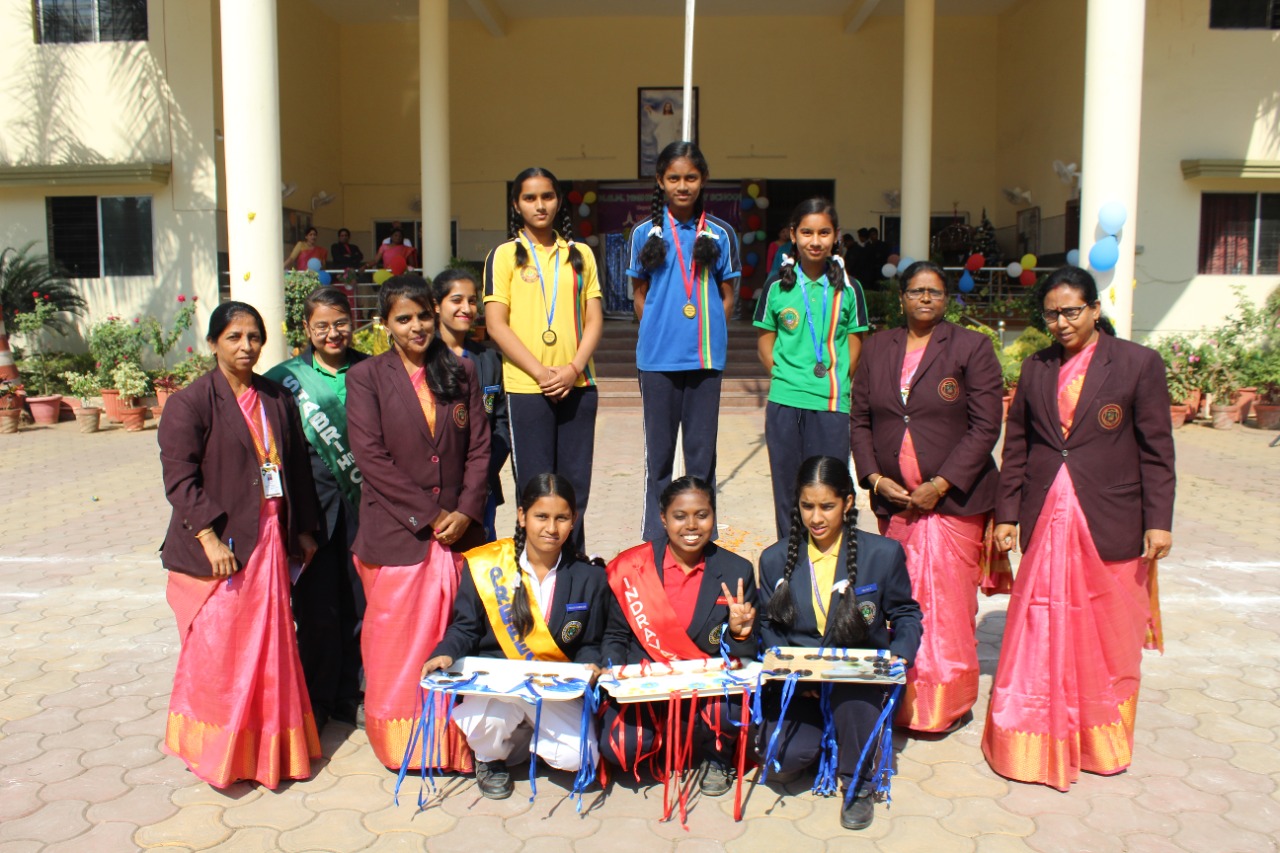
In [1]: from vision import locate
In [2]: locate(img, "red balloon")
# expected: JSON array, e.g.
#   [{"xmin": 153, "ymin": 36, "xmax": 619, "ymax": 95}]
[
  {"xmin": 1019, "ymin": 270, "xmax": 1037, "ymax": 287},
  {"xmin": 577, "ymin": 221, "xmax": 593, "ymax": 238},
  {"xmin": 965, "ymin": 253, "xmax": 985, "ymax": 272},
  {"xmin": 567, "ymin": 190, "xmax": 583, "ymax": 205},
  {"xmin": 746, "ymin": 214, "xmax": 762, "ymax": 231},
  {"xmin": 741, "ymin": 264, "xmax": 756, "ymax": 278},
  {"xmin": 388, "ymin": 256, "xmax": 408, "ymax": 276}
]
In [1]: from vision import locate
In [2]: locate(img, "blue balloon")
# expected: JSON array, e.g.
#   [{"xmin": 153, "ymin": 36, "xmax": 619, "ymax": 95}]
[
  {"xmin": 1098, "ymin": 202, "xmax": 1127, "ymax": 236},
  {"xmin": 317, "ymin": 270, "xmax": 332, "ymax": 285},
  {"xmin": 896, "ymin": 256, "xmax": 915, "ymax": 274},
  {"xmin": 1065, "ymin": 248, "xmax": 1080, "ymax": 267},
  {"xmin": 1088, "ymin": 236, "xmax": 1120, "ymax": 271},
  {"xmin": 958, "ymin": 270, "xmax": 975, "ymax": 293},
  {"xmin": 306, "ymin": 257, "xmax": 323, "ymax": 272},
  {"xmin": 746, "ymin": 252, "xmax": 759, "ymax": 266},
  {"xmin": 740, "ymin": 196, "xmax": 755, "ymax": 210}
]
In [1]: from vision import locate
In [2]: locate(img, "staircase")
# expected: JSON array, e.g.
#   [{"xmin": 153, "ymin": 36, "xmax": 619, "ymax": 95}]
[{"xmin": 591, "ymin": 317, "xmax": 769, "ymax": 409}]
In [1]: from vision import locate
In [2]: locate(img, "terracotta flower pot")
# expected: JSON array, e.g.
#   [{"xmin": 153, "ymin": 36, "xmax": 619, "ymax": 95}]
[
  {"xmin": 119, "ymin": 404, "xmax": 147, "ymax": 432},
  {"xmin": 1210, "ymin": 404, "xmax": 1240, "ymax": 430},
  {"xmin": 155, "ymin": 386, "xmax": 176, "ymax": 412},
  {"xmin": 1002, "ymin": 394, "xmax": 1013, "ymax": 422},
  {"xmin": 1254, "ymin": 403, "xmax": 1280, "ymax": 431},
  {"xmin": 26, "ymin": 394, "xmax": 63, "ymax": 425},
  {"xmin": 1185, "ymin": 388, "xmax": 1202, "ymax": 419},
  {"xmin": 75, "ymin": 407, "xmax": 102, "ymax": 433},
  {"xmin": 0, "ymin": 409, "xmax": 19, "ymax": 434},
  {"xmin": 1234, "ymin": 387, "xmax": 1257, "ymax": 423},
  {"xmin": 1169, "ymin": 406, "xmax": 1187, "ymax": 429},
  {"xmin": 100, "ymin": 388, "xmax": 123, "ymax": 423}
]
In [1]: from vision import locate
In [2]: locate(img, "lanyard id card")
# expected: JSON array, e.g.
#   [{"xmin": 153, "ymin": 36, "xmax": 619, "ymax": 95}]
[{"xmin": 261, "ymin": 462, "xmax": 283, "ymax": 499}]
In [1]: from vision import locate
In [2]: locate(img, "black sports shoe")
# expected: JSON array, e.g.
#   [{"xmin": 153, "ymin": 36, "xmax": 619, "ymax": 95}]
[
  {"xmin": 475, "ymin": 760, "xmax": 514, "ymax": 800},
  {"xmin": 699, "ymin": 760, "xmax": 734, "ymax": 797},
  {"xmin": 841, "ymin": 788, "xmax": 875, "ymax": 830}
]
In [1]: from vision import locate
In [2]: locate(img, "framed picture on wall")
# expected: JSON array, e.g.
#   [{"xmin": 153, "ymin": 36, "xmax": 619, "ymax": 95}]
[{"xmin": 638, "ymin": 87, "xmax": 698, "ymax": 178}]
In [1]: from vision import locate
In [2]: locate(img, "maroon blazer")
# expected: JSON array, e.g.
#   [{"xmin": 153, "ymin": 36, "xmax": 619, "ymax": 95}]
[
  {"xmin": 346, "ymin": 349, "xmax": 490, "ymax": 566},
  {"xmin": 850, "ymin": 321, "xmax": 1004, "ymax": 519},
  {"xmin": 158, "ymin": 369, "xmax": 321, "ymax": 577},
  {"xmin": 996, "ymin": 332, "xmax": 1176, "ymax": 561}
]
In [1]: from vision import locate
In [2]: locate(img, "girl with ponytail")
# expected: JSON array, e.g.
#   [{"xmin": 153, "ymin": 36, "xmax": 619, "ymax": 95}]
[
  {"xmin": 424, "ymin": 473, "xmax": 609, "ymax": 800},
  {"xmin": 626, "ymin": 141, "xmax": 742, "ymax": 541},
  {"xmin": 483, "ymin": 168, "xmax": 604, "ymax": 553},
  {"xmin": 753, "ymin": 198, "xmax": 871, "ymax": 538},
  {"xmin": 755, "ymin": 456, "xmax": 921, "ymax": 832}
]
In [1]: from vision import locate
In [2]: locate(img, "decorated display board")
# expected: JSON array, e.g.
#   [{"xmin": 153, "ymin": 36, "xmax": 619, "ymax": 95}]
[
  {"xmin": 420, "ymin": 657, "xmax": 594, "ymax": 702},
  {"xmin": 601, "ymin": 656, "xmax": 762, "ymax": 703},
  {"xmin": 762, "ymin": 647, "xmax": 906, "ymax": 684}
]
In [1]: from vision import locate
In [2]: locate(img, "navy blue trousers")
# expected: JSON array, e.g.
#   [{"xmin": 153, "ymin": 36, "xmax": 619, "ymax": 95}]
[
  {"xmin": 764, "ymin": 402, "xmax": 851, "ymax": 539},
  {"xmin": 753, "ymin": 683, "xmax": 888, "ymax": 790},
  {"xmin": 507, "ymin": 387, "xmax": 598, "ymax": 554},
  {"xmin": 638, "ymin": 369, "xmax": 723, "ymax": 541}
]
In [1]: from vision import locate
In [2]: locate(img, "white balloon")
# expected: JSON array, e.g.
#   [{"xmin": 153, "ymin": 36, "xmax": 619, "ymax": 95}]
[
  {"xmin": 881, "ymin": 263, "xmax": 897, "ymax": 279},
  {"xmin": 585, "ymin": 235, "xmax": 599, "ymax": 247},
  {"xmin": 755, "ymin": 197, "xmax": 770, "ymax": 210},
  {"xmin": 578, "ymin": 203, "xmax": 591, "ymax": 218},
  {"xmin": 1007, "ymin": 262, "xmax": 1023, "ymax": 277},
  {"xmin": 896, "ymin": 257, "xmax": 915, "ymax": 274},
  {"xmin": 742, "ymin": 232, "xmax": 756, "ymax": 244}
]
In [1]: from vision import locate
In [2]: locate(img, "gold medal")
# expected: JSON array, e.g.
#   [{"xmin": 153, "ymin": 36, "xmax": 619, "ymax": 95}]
[
  {"xmin": 542, "ymin": 328, "xmax": 558, "ymax": 346},
  {"xmin": 682, "ymin": 302, "xmax": 697, "ymax": 319}
]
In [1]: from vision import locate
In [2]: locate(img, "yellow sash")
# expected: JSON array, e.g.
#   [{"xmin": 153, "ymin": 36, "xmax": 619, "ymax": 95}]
[{"xmin": 465, "ymin": 539, "xmax": 569, "ymax": 662}]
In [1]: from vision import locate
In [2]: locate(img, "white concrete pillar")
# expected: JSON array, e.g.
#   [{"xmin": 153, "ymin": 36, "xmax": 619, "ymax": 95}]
[
  {"xmin": 899, "ymin": 0, "xmax": 934, "ymax": 261},
  {"xmin": 1079, "ymin": 0, "xmax": 1145, "ymax": 340},
  {"xmin": 420, "ymin": 0, "xmax": 451, "ymax": 275},
  {"xmin": 219, "ymin": 0, "xmax": 288, "ymax": 367}
]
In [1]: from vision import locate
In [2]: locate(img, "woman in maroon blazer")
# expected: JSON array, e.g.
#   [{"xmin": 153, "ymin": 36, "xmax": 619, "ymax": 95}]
[
  {"xmin": 850, "ymin": 260, "xmax": 1005, "ymax": 734},
  {"xmin": 346, "ymin": 274, "xmax": 490, "ymax": 771},
  {"xmin": 158, "ymin": 301, "xmax": 321, "ymax": 788},
  {"xmin": 984, "ymin": 266, "xmax": 1174, "ymax": 791}
]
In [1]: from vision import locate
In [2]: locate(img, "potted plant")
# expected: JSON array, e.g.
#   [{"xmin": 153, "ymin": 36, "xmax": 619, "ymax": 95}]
[
  {"xmin": 0, "ymin": 378, "xmax": 23, "ymax": 434},
  {"xmin": 111, "ymin": 361, "xmax": 150, "ymax": 432},
  {"xmin": 12, "ymin": 296, "xmax": 63, "ymax": 425},
  {"xmin": 89, "ymin": 315, "xmax": 146, "ymax": 423},
  {"xmin": 59, "ymin": 371, "xmax": 102, "ymax": 432},
  {"xmin": 1202, "ymin": 356, "xmax": 1242, "ymax": 430},
  {"xmin": 144, "ymin": 294, "xmax": 197, "ymax": 412}
]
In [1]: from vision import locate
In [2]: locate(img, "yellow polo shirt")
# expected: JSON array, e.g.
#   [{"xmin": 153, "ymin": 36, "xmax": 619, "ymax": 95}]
[
  {"xmin": 808, "ymin": 535, "xmax": 841, "ymax": 634},
  {"xmin": 482, "ymin": 235, "xmax": 602, "ymax": 394}
]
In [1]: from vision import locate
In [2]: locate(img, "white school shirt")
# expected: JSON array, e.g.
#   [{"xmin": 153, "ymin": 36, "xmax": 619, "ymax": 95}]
[{"xmin": 518, "ymin": 547, "xmax": 561, "ymax": 615}]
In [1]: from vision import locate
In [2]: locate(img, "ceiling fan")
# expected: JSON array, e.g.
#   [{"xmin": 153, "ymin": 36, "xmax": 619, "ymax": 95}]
[
  {"xmin": 311, "ymin": 190, "xmax": 336, "ymax": 211},
  {"xmin": 1002, "ymin": 186, "xmax": 1032, "ymax": 206},
  {"xmin": 281, "ymin": 182, "xmax": 297, "ymax": 199}
]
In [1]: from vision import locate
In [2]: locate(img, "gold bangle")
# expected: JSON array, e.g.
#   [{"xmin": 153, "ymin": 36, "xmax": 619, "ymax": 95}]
[
  {"xmin": 195, "ymin": 527, "xmax": 215, "ymax": 540},
  {"xmin": 873, "ymin": 476, "xmax": 883, "ymax": 496},
  {"xmin": 928, "ymin": 477, "xmax": 945, "ymax": 496}
]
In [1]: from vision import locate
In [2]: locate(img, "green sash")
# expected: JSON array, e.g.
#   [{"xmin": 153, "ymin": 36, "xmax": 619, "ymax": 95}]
[{"xmin": 265, "ymin": 356, "xmax": 362, "ymax": 511}]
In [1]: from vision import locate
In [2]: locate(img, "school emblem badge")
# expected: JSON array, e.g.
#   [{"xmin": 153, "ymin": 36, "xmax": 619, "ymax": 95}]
[
  {"xmin": 520, "ymin": 266, "xmax": 540, "ymax": 283},
  {"xmin": 858, "ymin": 600, "xmax": 877, "ymax": 625},
  {"xmin": 1098, "ymin": 403, "xmax": 1123, "ymax": 430},
  {"xmin": 708, "ymin": 624, "xmax": 725, "ymax": 646},
  {"xmin": 452, "ymin": 403, "xmax": 468, "ymax": 429},
  {"xmin": 779, "ymin": 307, "xmax": 801, "ymax": 331},
  {"xmin": 483, "ymin": 392, "xmax": 495, "ymax": 414},
  {"xmin": 938, "ymin": 377, "xmax": 960, "ymax": 402},
  {"xmin": 561, "ymin": 620, "xmax": 583, "ymax": 643}
]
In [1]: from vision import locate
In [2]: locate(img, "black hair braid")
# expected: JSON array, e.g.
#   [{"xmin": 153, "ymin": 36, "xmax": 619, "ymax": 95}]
[
  {"xmin": 558, "ymin": 204, "xmax": 585, "ymax": 277},
  {"xmin": 827, "ymin": 254, "xmax": 848, "ymax": 294},
  {"xmin": 691, "ymin": 193, "xmax": 719, "ymax": 270},
  {"xmin": 638, "ymin": 186, "xmax": 668, "ymax": 272},
  {"xmin": 424, "ymin": 337, "xmax": 465, "ymax": 402},
  {"xmin": 824, "ymin": 506, "xmax": 869, "ymax": 647},
  {"xmin": 765, "ymin": 502, "xmax": 806, "ymax": 629},
  {"xmin": 509, "ymin": 206, "xmax": 529, "ymax": 269},
  {"xmin": 778, "ymin": 247, "xmax": 798, "ymax": 291},
  {"xmin": 509, "ymin": 521, "xmax": 534, "ymax": 638}
]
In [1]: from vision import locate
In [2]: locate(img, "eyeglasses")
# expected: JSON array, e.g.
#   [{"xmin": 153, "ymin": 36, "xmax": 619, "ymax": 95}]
[
  {"xmin": 904, "ymin": 288, "xmax": 945, "ymax": 300},
  {"xmin": 308, "ymin": 320, "xmax": 352, "ymax": 335},
  {"xmin": 1041, "ymin": 305, "xmax": 1092, "ymax": 323}
]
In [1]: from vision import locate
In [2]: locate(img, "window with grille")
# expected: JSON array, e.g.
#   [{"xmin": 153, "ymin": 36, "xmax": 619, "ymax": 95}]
[
  {"xmin": 46, "ymin": 195, "xmax": 154, "ymax": 278},
  {"xmin": 1209, "ymin": 0, "xmax": 1280, "ymax": 29},
  {"xmin": 1198, "ymin": 193, "xmax": 1280, "ymax": 274},
  {"xmin": 34, "ymin": 0, "xmax": 147, "ymax": 44}
]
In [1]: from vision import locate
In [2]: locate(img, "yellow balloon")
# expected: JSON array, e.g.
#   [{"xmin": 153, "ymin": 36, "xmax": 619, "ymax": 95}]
[
  {"xmin": 1020, "ymin": 253, "xmax": 1037, "ymax": 270},
  {"xmin": 583, "ymin": 191, "xmax": 597, "ymax": 205},
  {"xmin": 746, "ymin": 184, "xmax": 760, "ymax": 199},
  {"xmin": 373, "ymin": 269, "xmax": 392, "ymax": 285}
]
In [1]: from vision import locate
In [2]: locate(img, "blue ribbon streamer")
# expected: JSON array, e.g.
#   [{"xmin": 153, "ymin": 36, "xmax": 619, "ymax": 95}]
[
  {"xmin": 811, "ymin": 683, "xmax": 840, "ymax": 796},
  {"xmin": 840, "ymin": 683, "xmax": 904, "ymax": 807},
  {"xmin": 759, "ymin": 671, "xmax": 802, "ymax": 784}
]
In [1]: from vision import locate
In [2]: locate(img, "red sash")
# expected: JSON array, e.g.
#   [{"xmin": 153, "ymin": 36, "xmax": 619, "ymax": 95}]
[{"xmin": 606, "ymin": 543, "xmax": 707, "ymax": 662}]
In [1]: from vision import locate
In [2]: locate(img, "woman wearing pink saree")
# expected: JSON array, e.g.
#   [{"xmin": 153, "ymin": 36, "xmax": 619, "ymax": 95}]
[
  {"xmin": 158, "ymin": 301, "xmax": 322, "ymax": 787},
  {"xmin": 986, "ymin": 266, "xmax": 1174, "ymax": 790},
  {"xmin": 346, "ymin": 275, "xmax": 490, "ymax": 771},
  {"xmin": 850, "ymin": 261, "xmax": 1006, "ymax": 734}
]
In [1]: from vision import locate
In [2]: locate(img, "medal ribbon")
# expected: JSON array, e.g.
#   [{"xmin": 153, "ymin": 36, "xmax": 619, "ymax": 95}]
[
  {"xmin": 667, "ymin": 210, "xmax": 707, "ymax": 311},
  {"xmin": 246, "ymin": 400, "xmax": 281, "ymax": 466},
  {"xmin": 523, "ymin": 232, "xmax": 559, "ymax": 338},
  {"xmin": 797, "ymin": 268, "xmax": 830, "ymax": 371}
]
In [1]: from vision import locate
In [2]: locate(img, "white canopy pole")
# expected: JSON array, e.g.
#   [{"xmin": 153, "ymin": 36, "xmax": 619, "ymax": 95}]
[{"xmin": 682, "ymin": 0, "xmax": 696, "ymax": 140}]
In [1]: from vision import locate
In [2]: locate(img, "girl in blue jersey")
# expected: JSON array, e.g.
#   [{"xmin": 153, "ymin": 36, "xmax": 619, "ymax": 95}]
[{"xmin": 626, "ymin": 141, "xmax": 741, "ymax": 540}]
